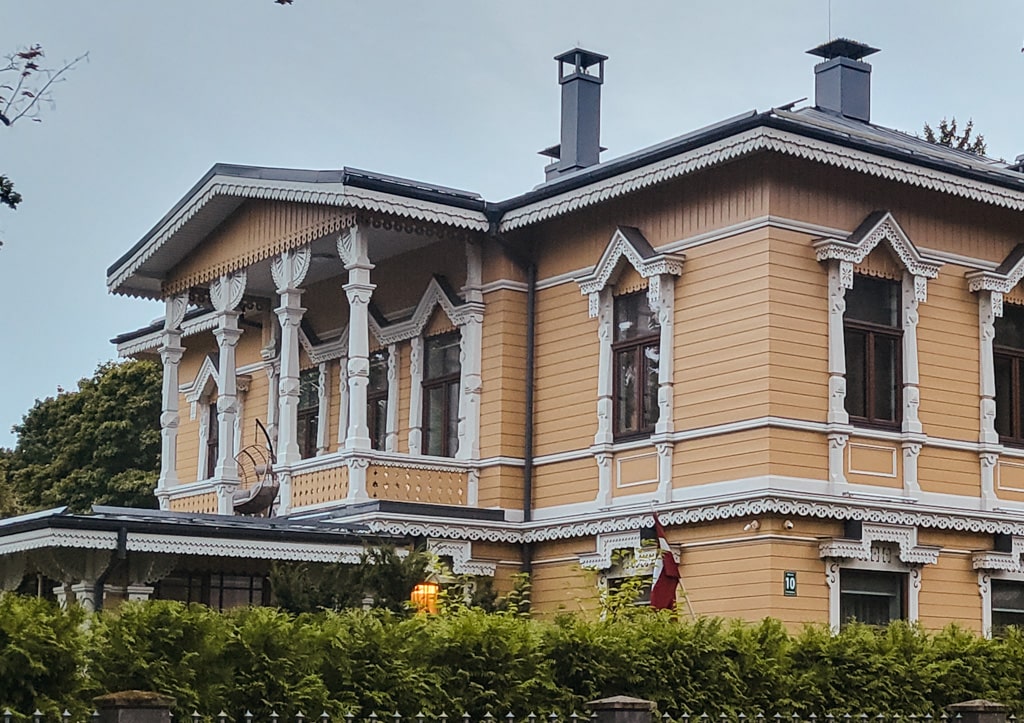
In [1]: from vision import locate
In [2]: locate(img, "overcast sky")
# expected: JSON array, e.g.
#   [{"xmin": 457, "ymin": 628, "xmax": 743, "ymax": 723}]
[{"xmin": 2, "ymin": 1, "xmax": 1023, "ymax": 447}]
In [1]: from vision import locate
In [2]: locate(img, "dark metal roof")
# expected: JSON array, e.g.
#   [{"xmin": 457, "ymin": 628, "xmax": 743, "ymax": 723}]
[
  {"xmin": 0, "ymin": 505, "xmax": 393, "ymax": 546},
  {"xmin": 289, "ymin": 499, "xmax": 506, "ymax": 523},
  {"xmin": 110, "ymin": 307, "xmax": 211, "ymax": 346},
  {"xmin": 806, "ymin": 38, "xmax": 880, "ymax": 61}
]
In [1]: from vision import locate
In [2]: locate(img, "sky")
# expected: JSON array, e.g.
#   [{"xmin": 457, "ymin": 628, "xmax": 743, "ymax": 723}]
[{"xmin": 1, "ymin": 1, "xmax": 1023, "ymax": 448}]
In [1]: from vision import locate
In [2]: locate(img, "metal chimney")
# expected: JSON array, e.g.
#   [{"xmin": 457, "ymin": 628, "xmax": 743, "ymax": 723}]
[
  {"xmin": 807, "ymin": 38, "xmax": 879, "ymax": 123},
  {"xmin": 539, "ymin": 48, "xmax": 608, "ymax": 181}
]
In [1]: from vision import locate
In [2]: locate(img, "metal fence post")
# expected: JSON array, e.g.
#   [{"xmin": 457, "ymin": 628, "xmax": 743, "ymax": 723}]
[
  {"xmin": 94, "ymin": 691, "xmax": 177, "ymax": 723},
  {"xmin": 947, "ymin": 700, "xmax": 1010, "ymax": 723},
  {"xmin": 586, "ymin": 697, "xmax": 656, "ymax": 723}
]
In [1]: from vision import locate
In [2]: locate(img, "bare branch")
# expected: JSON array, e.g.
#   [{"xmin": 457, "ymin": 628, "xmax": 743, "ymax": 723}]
[{"xmin": 0, "ymin": 45, "xmax": 88, "ymax": 126}]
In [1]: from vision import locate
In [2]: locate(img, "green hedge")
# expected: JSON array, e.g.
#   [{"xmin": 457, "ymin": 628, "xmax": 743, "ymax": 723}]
[{"xmin": 4, "ymin": 594, "xmax": 1024, "ymax": 718}]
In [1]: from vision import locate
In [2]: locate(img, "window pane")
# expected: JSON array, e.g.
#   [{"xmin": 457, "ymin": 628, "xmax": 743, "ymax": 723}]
[
  {"xmin": 614, "ymin": 292, "xmax": 660, "ymax": 342},
  {"xmin": 298, "ymin": 369, "xmax": 319, "ymax": 410},
  {"xmin": 844, "ymin": 329, "xmax": 867, "ymax": 418},
  {"xmin": 424, "ymin": 385, "xmax": 445, "ymax": 456},
  {"xmin": 846, "ymin": 276, "xmax": 899, "ymax": 327},
  {"xmin": 642, "ymin": 342, "xmax": 660, "ymax": 431},
  {"xmin": 297, "ymin": 411, "xmax": 318, "ymax": 459},
  {"xmin": 840, "ymin": 569, "xmax": 904, "ymax": 627},
  {"xmin": 873, "ymin": 335, "xmax": 899, "ymax": 422},
  {"xmin": 996, "ymin": 305, "xmax": 1024, "ymax": 350},
  {"xmin": 995, "ymin": 354, "xmax": 1013, "ymax": 437},
  {"xmin": 992, "ymin": 580, "xmax": 1024, "ymax": 633},
  {"xmin": 368, "ymin": 350, "xmax": 389, "ymax": 393},
  {"xmin": 447, "ymin": 380, "xmax": 460, "ymax": 457},
  {"xmin": 369, "ymin": 397, "xmax": 388, "ymax": 450},
  {"xmin": 426, "ymin": 334, "xmax": 461, "ymax": 379},
  {"xmin": 616, "ymin": 349, "xmax": 639, "ymax": 434}
]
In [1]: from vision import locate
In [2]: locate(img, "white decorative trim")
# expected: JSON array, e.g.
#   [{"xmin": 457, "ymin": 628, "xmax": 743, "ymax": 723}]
[
  {"xmin": 819, "ymin": 522, "xmax": 940, "ymax": 565},
  {"xmin": 973, "ymin": 535, "xmax": 1024, "ymax": 573},
  {"xmin": 209, "ymin": 271, "xmax": 248, "ymax": 313},
  {"xmin": 385, "ymin": 344, "xmax": 399, "ymax": 453},
  {"xmin": 480, "ymin": 280, "xmax": 529, "ymax": 294},
  {"xmin": 0, "ymin": 528, "xmax": 119, "ymax": 556},
  {"xmin": 578, "ymin": 531, "xmax": 642, "ymax": 569},
  {"xmin": 316, "ymin": 362, "xmax": 330, "ymax": 456},
  {"xmin": 615, "ymin": 451, "xmax": 659, "ymax": 488},
  {"xmin": 271, "ymin": 244, "xmax": 311, "ymax": 293},
  {"xmin": 813, "ymin": 212, "xmax": 942, "ymax": 286},
  {"xmin": 372, "ymin": 276, "xmax": 476, "ymax": 345},
  {"xmin": 125, "ymin": 533, "xmax": 365, "ymax": 564},
  {"xmin": 574, "ymin": 226, "xmax": 685, "ymax": 301},
  {"xmin": 847, "ymin": 442, "xmax": 897, "ymax": 478},
  {"xmin": 499, "ymin": 127, "xmax": 1024, "ymax": 232},
  {"xmin": 427, "ymin": 538, "xmax": 496, "ymax": 576},
  {"xmin": 183, "ymin": 355, "xmax": 219, "ymax": 405},
  {"xmin": 407, "ymin": 336, "xmax": 424, "ymax": 455},
  {"xmin": 109, "ymin": 176, "xmax": 488, "ymax": 295}
]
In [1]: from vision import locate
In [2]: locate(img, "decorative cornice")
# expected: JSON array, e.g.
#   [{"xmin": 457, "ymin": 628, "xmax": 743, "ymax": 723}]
[
  {"xmin": 427, "ymin": 539, "xmax": 496, "ymax": 575},
  {"xmin": 372, "ymin": 276, "xmax": 477, "ymax": 345},
  {"xmin": 118, "ymin": 311, "xmax": 221, "ymax": 358},
  {"xmin": 819, "ymin": 522, "xmax": 940, "ymax": 565},
  {"xmin": 578, "ymin": 531, "xmax": 642, "ymax": 569},
  {"xmin": 967, "ymin": 246, "xmax": 1024, "ymax": 295},
  {"xmin": 110, "ymin": 177, "xmax": 489, "ymax": 295},
  {"xmin": 126, "ymin": 533, "xmax": 365, "ymax": 564},
  {"xmin": 973, "ymin": 535, "xmax": 1024, "ymax": 572},
  {"xmin": 499, "ymin": 127, "xmax": 1024, "ymax": 232},
  {"xmin": 813, "ymin": 211, "xmax": 942, "ymax": 294},
  {"xmin": 575, "ymin": 226, "xmax": 685, "ymax": 302},
  {"xmin": 0, "ymin": 528, "xmax": 119, "ymax": 556}
]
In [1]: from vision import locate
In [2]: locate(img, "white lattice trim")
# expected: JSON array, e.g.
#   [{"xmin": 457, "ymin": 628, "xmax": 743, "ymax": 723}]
[
  {"xmin": 427, "ymin": 539, "xmax": 496, "ymax": 576},
  {"xmin": 126, "ymin": 533, "xmax": 365, "ymax": 563},
  {"xmin": 819, "ymin": 522, "xmax": 939, "ymax": 565},
  {"xmin": 578, "ymin": 531, "xmax": 642, "ymax": 569},
  {"xmin": 182, "ymin": 355, "xmax": 219, "ymax": 403},
  {"xmin": 973, "ymin": 535, "xmax": 1024, "ymax": 572},
  {"xmin": 499, "ymin": 127, "xmax": 1024, "ymax": 232},
  {"xmin": 0, "ymin": 528, "xmax": 119, "ymax": 555},
  {"xmin": 967, "ymin": 249, "xmax": 1024, "ymax": 295},
  {"xmin": 814, "ymin": 212, "xmax": 942, "ymax": 284},
  {"xmin": 575, "ymin": 226, "xmax": 684, "ymax": 303}
]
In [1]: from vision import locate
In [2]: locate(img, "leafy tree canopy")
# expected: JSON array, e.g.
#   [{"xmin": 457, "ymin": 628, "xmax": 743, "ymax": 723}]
[
  {"xmin": 922, "ymin": 117, "xmax": 987, "ymax": 155},
  {"xmin": 2, "ymin": 359, "xmax": 162, "ymax": 513}
]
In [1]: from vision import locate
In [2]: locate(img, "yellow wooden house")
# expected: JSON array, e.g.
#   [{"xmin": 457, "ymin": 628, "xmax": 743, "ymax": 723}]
[{"xmin": 37, "ymin": 38, "xmax": 1024, "ymax": 630}]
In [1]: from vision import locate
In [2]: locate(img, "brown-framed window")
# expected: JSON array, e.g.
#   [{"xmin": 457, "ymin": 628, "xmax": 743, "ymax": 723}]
[
  {"xmin": 839, "ymin": 568, "xmax": 906, "ymax": 628},
  {"xmin": 155, "ymin": 571, "xmax": 270, "ymax": 610},
  {"xmin": 995, "ymin": 304, "xmax": 1024, "ymax": 445},
  {"xmin": 844, "ymin": 275, "xmax": 902, "ymax": 428},
  {"xmin": 296, "ymin": 368, "xmax": 319, "ymax": 459},
  {"xmin": 423, "ymin": 333, "xmax": 461, "ymax": 457},
  {"xmin": 613, "ymin": 292, "xmax": 661, "ymax": 439},
  {"xmin": 206, "ymin": 401, "xmax": 219, "ymax": 479},
  {"xmin": 367, "ymin": 349, "xmax": 389, "ymax": 451}
]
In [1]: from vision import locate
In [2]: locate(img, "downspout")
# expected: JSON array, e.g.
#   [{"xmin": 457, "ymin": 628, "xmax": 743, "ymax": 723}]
[{"xmin": 485, "ymin": 211, "xmax": 537, "ymax": 577}]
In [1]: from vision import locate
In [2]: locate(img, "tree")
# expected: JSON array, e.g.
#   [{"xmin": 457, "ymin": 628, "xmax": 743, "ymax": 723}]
[
  {"xmin": 0, "ymin": 44, "xmax": 87, "ymax": 211},
  {"xmin": 922, "ymin": 117, "xmax": 987, "ymax": 155},
  {"xmin": 2, "ymin": 359, "xmax": 162, "ymax": 513}
]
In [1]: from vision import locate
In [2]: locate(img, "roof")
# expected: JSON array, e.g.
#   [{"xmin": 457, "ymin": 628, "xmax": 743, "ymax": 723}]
[
  {"xmin": 0, "ymin": 505, "xmax": 397, "ymax": 563},
  {"xmin": 108, "ymin": 98, "xmax": 1024, "ymax": 299}
]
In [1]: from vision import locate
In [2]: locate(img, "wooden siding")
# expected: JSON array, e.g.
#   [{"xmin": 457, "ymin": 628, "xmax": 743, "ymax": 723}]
[
  {"xmin": 176, "ymin": 391, "xmax": 201, "ymax": 483},
  {"xmin": 303, "ymin": 275, "xmax": 348, "ymax": 340},
  {"xmin": 372, "ymin": 239, "xmax": 468, "ymax": 319},
  {"xmin": 533, "ymin": 456, "xmax": 598, "ymax": 509},
  {"xmin": 918, "ymin": 551, "xmax": 982, "ymax": 633},
  {"xmin": 523, "ymin": 159, "xmax": 770, "ymax": 280},
  {"xmin": 673, "ymin": 429, "xmax": 770, "ymax": 488},
  {"xmin": 768, "ymin": 155, "xmax": 1023, "ymax": 267},
  {"xmin": 475, "ymin": 465, "xmax": 522, "ymax": 510},
  {"xmin": 164, "ymin": 201, "xmax": 351, "ymax": 295},
  {"xmin": 479, "ymin": 288, "xmax": 528, "ymax": 459},
  {"xmin": 917, "ymin": 265, "xmax": 979, "ymax": 440},
  {"xmin": 397, "ymin": 342, "xmax": 412, "ymax": 454},
  {"xmin": 918, "ymin": 448, "xmax": 980, "ymax": 498},
  {"xmin": 767, "ymin": 229, "xmax": 828, "ymax": 422},
  {"xmin": 676, "ymin": 229, "xmax": 771, "ymax": 429},
  {"xmin": 533, "ymin": 283, "xmax": 598, "ymax": 456},
  {"xmin": 768, "ymin": 428, "xmax": 828, "ymax": 480}
]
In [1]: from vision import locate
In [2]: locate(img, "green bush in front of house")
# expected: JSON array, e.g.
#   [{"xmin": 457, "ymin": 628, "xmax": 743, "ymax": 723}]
[{"xmin": 7, "ymin": 593, "xmax": 1024, "ymax": 718}]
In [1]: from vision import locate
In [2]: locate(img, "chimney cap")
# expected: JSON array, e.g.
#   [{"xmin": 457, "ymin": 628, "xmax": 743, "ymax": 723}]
[
  {"xmin": 807, "ymin": 38, "xmax": 879, "ymax": 62},
  {"xmin": 554, "ymin": 47, "xmax": 608, "ymax": 67}
]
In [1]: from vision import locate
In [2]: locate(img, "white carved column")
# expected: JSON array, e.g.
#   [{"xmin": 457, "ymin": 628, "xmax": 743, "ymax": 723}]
[
  {"xmin": 979, "ymin": 290, "xmax": 1003, "ymax": 445},
  {"xmin": 902, "ymin": 442, "xmax": 921, "ymax": 493},
  {"xmin": 981, "ymin": 452, "xmax": 998, "ymax": 509},
  {"xmin": 457, "ymin": 241, "xmax": 485, "ymax": 461},
  {"xmin": 197, "ymin": 403, "xmax": 211, "ymax": 481},
  {"xmin": 341, "ymin": 226, "xmax": 375, "ymax": 452},
  {"xmin": 908, "ymin": 566, "xmax": 922, "ymax": 622},
  {"xmin": 234, "ymin": 375, "xmax": 250, "ymax": 456},
  {"xmin": 272, "ymin": 246, "xmax": 311, "ymax": 468},
  {"xmin": 316, "ymin": 362, "xmax": 330, "ymax": 455},
  {"xmin": 336, "ymin": 354, "xmax": 349, "ymax": 449},
  {"xmin": 385, "ymin": 344, "xmax": 399, "ymax": 452},
  {"xmin": 656, "ymin": 442, "xmax": 673, "ymax": 504},
  {"xmin": 157, "ymin": 293, "xmax": 188, "ymax": 510},
  {"xmin": 408, "ymin": 337, "xmax": 424, "ymax": 455},
  {"xmin": 592, "ymin": 288, "xmax": 614, "ymax": 446},
  {"xmin": 826, "ymin": 261, "xmax": 853, "ymax": 488},
  {"xmin": 272, "ymin": 246, "xmax": 311, "ymax": 514},
  {"xmin": 650, "ymin": 275, "xmax": 675, "ymax": 502},
  {"xmin": 210, "ymin": 271, "xmax": 247, "ymax": 513},
  {"xmin": 902, "ymin": 271, "xmax": 924, "ymax": 435},
  {"xmin": 595, "ymin": 452, "xmax": 613, "ymax": 508},
  {"xmin": 260, "ymin": 316, "xmax": 280, "ymax": 452},
  {"xmin": 825, "ymin": 560, "xmax": 841, "ymax": 632},
  {"xmin": 979, "ymin": 571, "xmax": 993, "ymax": 638}
]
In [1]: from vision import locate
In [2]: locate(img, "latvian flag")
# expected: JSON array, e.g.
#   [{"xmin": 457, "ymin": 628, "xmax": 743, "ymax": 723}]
[{"xmin": 647, "ymin": 513, "xmax": 680, "ymax": 610}]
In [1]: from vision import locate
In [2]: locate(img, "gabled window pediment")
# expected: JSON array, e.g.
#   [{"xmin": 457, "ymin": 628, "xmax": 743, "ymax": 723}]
[{"xmin": 575, "ymin": 226, "xmax": 684, "ymax": 315}]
